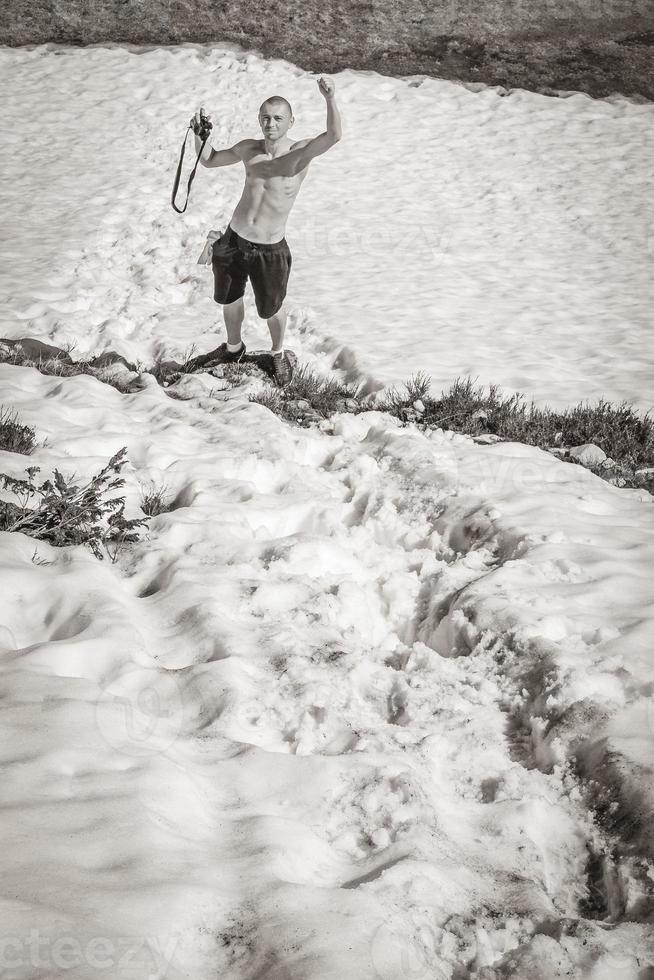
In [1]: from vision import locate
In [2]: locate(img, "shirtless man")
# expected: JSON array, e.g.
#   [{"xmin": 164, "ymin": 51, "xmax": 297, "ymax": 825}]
[{"xmin": 190, "ymin": 76, "xmax": 342, "ymax": 386}]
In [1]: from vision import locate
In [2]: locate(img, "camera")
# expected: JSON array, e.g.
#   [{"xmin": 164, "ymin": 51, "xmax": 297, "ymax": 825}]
[{"xmin": 192, "ymin": 110, "xmax": 213, "ymax": 140}]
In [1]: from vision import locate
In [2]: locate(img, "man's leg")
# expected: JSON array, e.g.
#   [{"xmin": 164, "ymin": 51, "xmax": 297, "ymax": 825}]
[
  {"xmin": 223, "ymin": 296, "xmax": 245, "ymax": 349},
  {"xmin": 266, "ymin": 302, "xmax": 287, "ymax": 353},
  {"xmin": 265, "ymin": 302, "xmax": 294, "ymax": 386}
]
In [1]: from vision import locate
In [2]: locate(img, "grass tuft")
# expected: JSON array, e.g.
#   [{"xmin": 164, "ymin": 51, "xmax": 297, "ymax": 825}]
[
  {"xmin": 250, "ymin": 387, "xmax": 284, "ymax": 414},
  {"xmin": 377, "ymin": 371, "xmax": 432, "ymax": 415},
  {"xmin": 249, "ymin": 364, "xmax": 360, "ymax": 424},
  {"xmin": 139, "ymin": 482, "xmax": 173, "ymax": 516}
]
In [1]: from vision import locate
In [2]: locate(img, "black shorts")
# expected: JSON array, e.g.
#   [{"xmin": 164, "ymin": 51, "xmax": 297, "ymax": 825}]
[{"xmin": 211, "ymin": 225, "xmax": 292, "ymax": 319}]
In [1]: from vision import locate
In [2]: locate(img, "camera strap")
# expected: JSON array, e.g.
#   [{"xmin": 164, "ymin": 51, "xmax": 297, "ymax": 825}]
[{"xmin": 171, "ymin": 126, "xmax": 210, "ymax": 214}]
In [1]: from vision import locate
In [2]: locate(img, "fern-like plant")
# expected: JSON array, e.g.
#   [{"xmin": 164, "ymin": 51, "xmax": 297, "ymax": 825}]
[{"xmin": 0, "ymin": 447, "xmax": 147, "ymax": 560}]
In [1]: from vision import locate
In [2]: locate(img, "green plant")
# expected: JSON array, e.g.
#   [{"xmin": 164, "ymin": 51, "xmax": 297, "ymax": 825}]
[
  {"xmin": 0, "ymin": 447, "xmax": 148, "ymax": 560},
  {"xmin": 376, "ymin": 371, "xmax": 432, "ymax": 415},
  {"xmin": 249, "ymin": 364, "xmax": 361, "ymax": 423},
  {"xmin": 180, "ymin": 343, "xmax": 199, "ymax": 372},
  {"xmin": 0, "ymin": 406, "xmax": 36, "ymax": 455},
  {"xmin": 250, "ymin": 387, "xmax": 284, "ymax": 414},
  {"xmin": 252, "ymin": 365, "xmax": 653, "ymax": 491}
]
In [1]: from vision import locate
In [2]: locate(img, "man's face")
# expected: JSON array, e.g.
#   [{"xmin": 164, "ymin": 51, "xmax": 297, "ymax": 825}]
[{"xmin": 259, "ymin": 102, "xmax": 293, "ymax": 141}]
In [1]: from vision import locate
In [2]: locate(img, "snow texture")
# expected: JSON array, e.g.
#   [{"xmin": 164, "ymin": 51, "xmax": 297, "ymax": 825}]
[{"xmin": 0, "ymin": 43, "xmax": 653, "ymax": 980}]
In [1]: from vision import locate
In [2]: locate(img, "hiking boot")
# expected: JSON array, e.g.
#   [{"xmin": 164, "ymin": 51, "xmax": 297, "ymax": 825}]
[
  {"xmin": 271, "ymin": 350, "xmax": 294, "ymax": 387},
  {"xmin": 185, "ymin": 342, "xmax": 246, "ymax": 373}
]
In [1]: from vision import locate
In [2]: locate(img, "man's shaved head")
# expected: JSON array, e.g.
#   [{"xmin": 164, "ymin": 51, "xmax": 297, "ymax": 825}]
[
  {"xmin": 258, "ymin": 95, "xmax": 294, "ymax": 144},
  {"xmin": 259, "ymin": 95, "xmax": 293, "ymax": 117}
]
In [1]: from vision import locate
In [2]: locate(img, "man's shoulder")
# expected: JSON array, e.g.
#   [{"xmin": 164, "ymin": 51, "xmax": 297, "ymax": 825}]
[{"xmin": 232, "ymin": 138, "xmax": 261, "ymax": 159}]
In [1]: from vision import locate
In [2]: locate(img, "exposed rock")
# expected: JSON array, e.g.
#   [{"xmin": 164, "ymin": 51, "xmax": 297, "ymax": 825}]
[
  {"xmin": 156, "ymin": 359, "xmax": 184, "ymax": 377},
  {"xmin": 167, "ymin": 373, "xmax": 218, "ymax": 399},
  {"xmin": 413, "ymin": 399, "xmax": 425, "ymax": 413},
  {"xmin": 569, "ymin": 443, "xmax": 607, "ymax": 466},
  {"xmin": 1, "ymin": 337, "xmax": 72, "ymax": 363},
  {"xmin": 95, "ymin": 365, "xmax": 140, "ymax": 387},
  {"xmin": 207, "ymin": 377, "xmax": 230, "ymax": 392},
  {"xmin": 301, "ymin": 410, "xmax": 323, "ymax": 424},
  {"xmin": 474, "ymin": 433, "xmax": 502, "ymax": 444},
  {"xmin": 89, "ymin": 350, "xmax": 137, "ymax": 372}
]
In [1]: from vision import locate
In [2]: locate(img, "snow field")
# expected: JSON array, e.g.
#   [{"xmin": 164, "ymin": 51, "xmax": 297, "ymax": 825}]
[
  {"xmin": 1, "ymin": 44, "xmax": 653, "ymax": 410},
  {"xmin": 1, "ymin": 357, "xmax": 653, "ymax": 977},
  {"xmin": 1, "ymin": 38, "xmax": 653, "ymax": 980}
]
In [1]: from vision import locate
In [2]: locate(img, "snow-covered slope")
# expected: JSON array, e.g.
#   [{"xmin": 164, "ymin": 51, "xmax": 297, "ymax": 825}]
[
  {"xmin": 1, "ymin": 43, "xmax": 652, "ymax": 410},
  {"xmin": 0, "ymin": 43, "xmax": 653, "ymax": 980},
  {"xmin": 1, "ymin": 357, "xmax": 653, "ymax": 978}
]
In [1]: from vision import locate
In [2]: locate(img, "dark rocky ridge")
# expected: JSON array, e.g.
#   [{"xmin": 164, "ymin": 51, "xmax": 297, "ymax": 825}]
[{"xmin": 2, "ymin": 0, "xmax": 653, "ymax": 101}]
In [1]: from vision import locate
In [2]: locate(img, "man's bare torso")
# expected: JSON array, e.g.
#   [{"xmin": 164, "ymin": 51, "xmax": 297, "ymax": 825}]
[{"xmin": 229, "ymin": 138, "xmax": 310, "ymax": 244}]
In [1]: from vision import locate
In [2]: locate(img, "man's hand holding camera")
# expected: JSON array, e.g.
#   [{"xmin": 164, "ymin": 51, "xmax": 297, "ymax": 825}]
[{"xmin": 190, "ymin": 107, "xmax": 213, "ymax": 141}]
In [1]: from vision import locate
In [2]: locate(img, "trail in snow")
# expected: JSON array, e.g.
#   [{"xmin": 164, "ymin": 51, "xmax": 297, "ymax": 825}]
[
  {"xmin": 1, "ymin": 356, "xmax": 653, "ymax": 978},
  {"xmin": 1, "ymin": 38, "xmax": 653, "ymax": 980}
]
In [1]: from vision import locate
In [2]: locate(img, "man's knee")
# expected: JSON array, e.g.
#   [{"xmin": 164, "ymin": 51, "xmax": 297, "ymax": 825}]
[
  {"xmin": 264, "ymin": 299, "xmax": 287, "ymax": 321},
  {"xmin": 221, "ymin": 296, "xmax": 244, "ymax": 309}
]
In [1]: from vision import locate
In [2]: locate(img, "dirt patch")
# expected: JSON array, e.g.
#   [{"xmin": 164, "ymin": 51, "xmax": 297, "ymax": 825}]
[{"xmin": 1, "ymin": 0, "xmax": 653, "ymax": 101}]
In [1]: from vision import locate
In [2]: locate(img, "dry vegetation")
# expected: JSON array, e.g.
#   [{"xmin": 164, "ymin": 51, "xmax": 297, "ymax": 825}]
[
  {"xmin": 250, "ymin": 370, "xmax": 654, "ymax": 494},
  {"xmin": 1, "ymin": 0, "xmax": 653, "ymax": 100}
]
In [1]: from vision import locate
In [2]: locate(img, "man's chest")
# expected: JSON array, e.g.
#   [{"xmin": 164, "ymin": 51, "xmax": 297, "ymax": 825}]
[
  {"xmin": 246, "ymin": 170, "xmax": 305, "ymax": 201},
  {"xmin": 244, "ymin": 145, "xmax": 308, "ymax": 195}
]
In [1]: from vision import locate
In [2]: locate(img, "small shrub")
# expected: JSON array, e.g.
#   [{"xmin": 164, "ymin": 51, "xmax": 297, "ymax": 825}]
[
  {"xmin": 249, "ymin": 364, "xmax": 360, "ymax": 424},
  {"xmin": 0, "ymin": 447, "xmax": 148, "ymax": 560},
  {"xmin": 250, "ymin": 387, "xmax": 284, "ymax": 414},
  {"xmin": 251, "ymin": 364, "xmax": 653, "ymax": 491},
  {"xmin": 223, "ymin": 361, "xmax": 262, "ymax": 386},
  {"xmin": 376, "ymin": 371, "xmax": 432, "ymax": 415},
  {"xmin": 287, "ymin": 365, "xmax": 360, "ymax": 411},
  {"xmin": 0, "ymin": 406, "xmax": 36, "ymax": 455}
]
